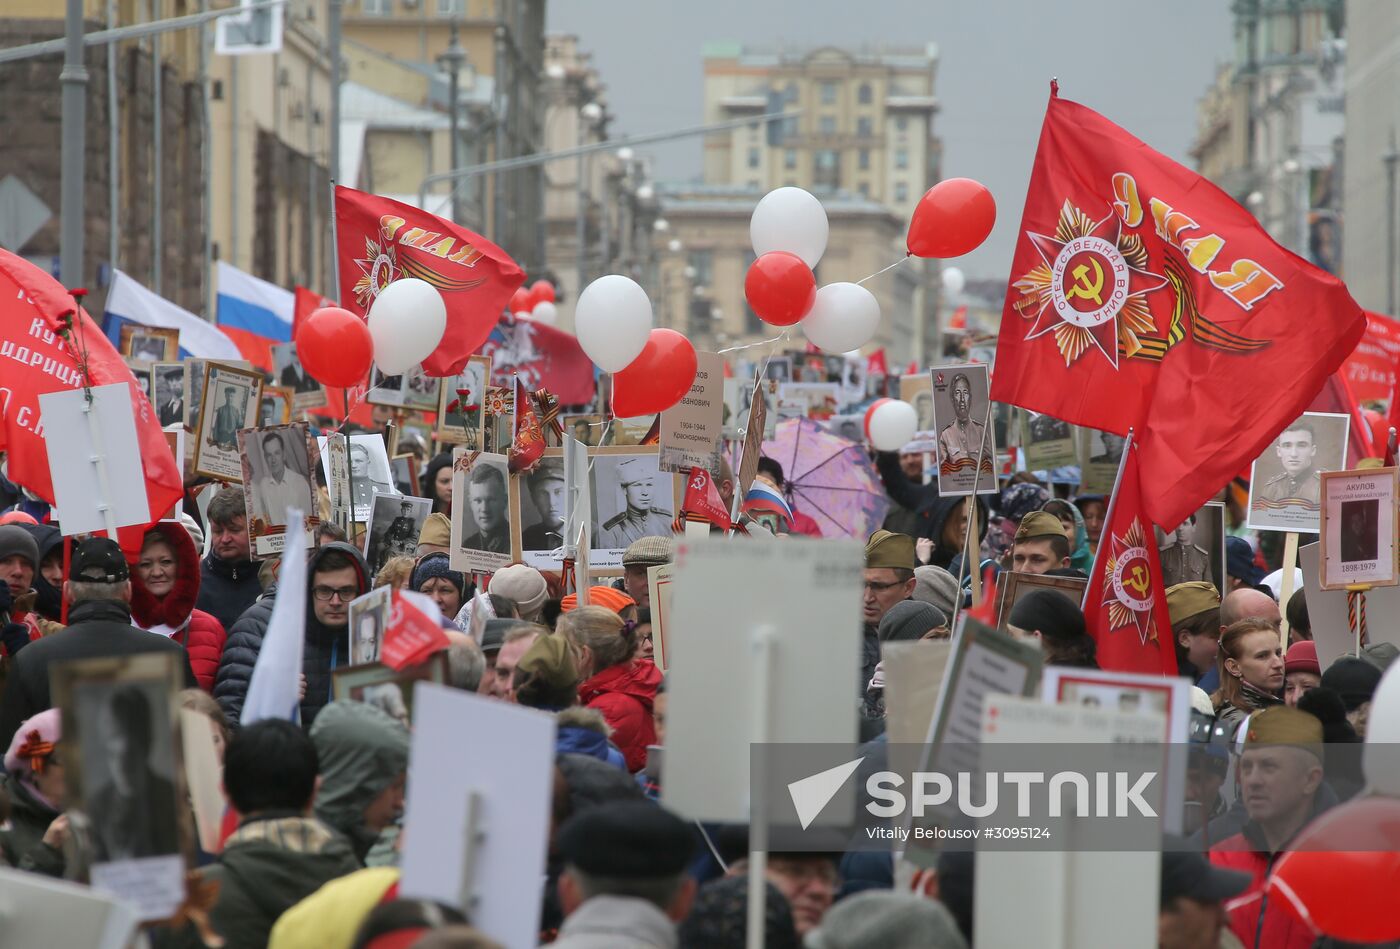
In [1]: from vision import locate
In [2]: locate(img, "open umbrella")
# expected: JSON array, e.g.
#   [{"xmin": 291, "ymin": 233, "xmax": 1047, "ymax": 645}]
[{"xmin": 761, "ymin": 417, "xmax": 888, "ymax": 539}]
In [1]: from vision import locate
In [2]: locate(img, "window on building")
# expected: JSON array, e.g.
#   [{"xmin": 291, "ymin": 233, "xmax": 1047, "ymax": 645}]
[
  {"xmin": 896, "ymin": 115, "xmax": 908, "ymax": 133},
  {"xmin": 894, "ymin": 181, "xmax": 909, "ymax": 203},
  {"xmin": 688, "ymin": 249, "xmax": 714, "ymax": 287},
  {"xmin": 784, "ymin": 81, "xmax": 798, "ymax": 103},
  {"xmin": 784, "ymin": 148, "xmax": 797, "ymax": 170},
  {"xmin": 782, "ymin": 116, "xmax": 799, "ymax": 139},
  {"xmin": 363, "ymin": 0, "xmax": 390, "ymax": 12},
  {"xmin": 813, "ymin": 149, "xmax": 840, "ymax": 190},
  {"xmin": 895, "ymin": 148, "xmax": 909, "ymax": 170},
  {"xmin": 857, "ymin": 117, "xmax": 873, "ymax": 138},
  {"xmin": 820, "ymin": 81, "xmax": 837, "ymax": 104},
  {"xmin": 435, "ymin": 0, "xmax": 464, "ymax": 13},
  {"xmin": 858, "ymin": 82, "xmax": 873, "ymax": 105},
  {"xmin": 858, "ymin": 148, "xmax": 870, "ymax": 170},
  {"xmin": 748, "ymin": 147, "xmax": 761, "ymax": 169},
  {"xmin": 819, "ymin": 115, "xmax": 836, "ymax": 136}
]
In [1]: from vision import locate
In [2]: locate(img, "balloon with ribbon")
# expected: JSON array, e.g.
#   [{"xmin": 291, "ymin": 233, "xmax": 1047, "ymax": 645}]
[
  {"xmin": 750, "ymin": 186, "xmax": 828, "ymax": 269},
  {"xmin": 575, "ymin": 274, "xmax": 653, "ymax": 372},
  {"xmin": 744, "ymin": 251, "xmax": 817, "ymax": 327},
  {"xmin": 907, "ymin": 177, "xmax": 996, "ymax": 258},
  {"xmin": 867, "ymin": 399, "xmax": 918, "ymax": 452},
  {"xmin": 367, "ymin": 278, "xmax": 448, "ymax": 374},
  {"xmin": 295, "ymin": 307, "xmax": 374, "ymax": 388},
  {"xmin": 801, "ymin": 282, "xmax": 881, "ymax": 354},
  {"xmin": 612, "ymin": 329, "xmax": 697, "ymax": 417}
]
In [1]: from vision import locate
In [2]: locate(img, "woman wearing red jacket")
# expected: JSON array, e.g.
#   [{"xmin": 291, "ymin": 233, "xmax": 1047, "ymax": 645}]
[
  {"xmin": 130, "ymin": 524, "xmax": 228, "ymax": 691},
  {"xmin": 560, "ymin": 605, "xmax": 661, "ymax": 773}
]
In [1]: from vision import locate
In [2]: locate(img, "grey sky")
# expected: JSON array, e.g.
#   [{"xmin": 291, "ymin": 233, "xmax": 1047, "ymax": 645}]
[{"xmin": 547, "ymin": 1, "xmax": 1235, "ymax": 283}]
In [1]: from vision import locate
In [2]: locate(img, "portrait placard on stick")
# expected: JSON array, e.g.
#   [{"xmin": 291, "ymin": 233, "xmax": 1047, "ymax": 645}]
[
  {"xmin": 1246, "ymin": 410, "xmax": 1350, "ymax": 533},
  {"xmin": 449, "ymin": 449, "xmax": 512, "ymax": 573},
  {"xmin": 929, "ymin": 363, "xmax": 996, "ymax": 496},
  {"xmin": 648, "ymin": 562, "xmax": 675, "ymax": 671},
  {"xmin": 239, "ymin": 422, "xmax": 318, "ymax": 559},
  {"xmin": 659, "ymin": 350, "xmax": 724, "ymax": 475},
  {"xmin": 193, "ymin": 362, "xmax": 263, "ymax": 482},
  {"xmin": 1319, "ymin": 467, "xmax": 1399, "ymax": 590},
  {"xmin": 39, "ymin": 384, "xmax": 151, "ymax": 536},
  {"xmin": 323, "ymin": 432, "xmax": 352, "ymax": 534}
]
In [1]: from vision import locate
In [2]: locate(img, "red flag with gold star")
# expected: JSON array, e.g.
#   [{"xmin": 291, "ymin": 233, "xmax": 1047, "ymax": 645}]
[
  {"xmin": 990, "ymin": 85, "xmax": 1365, "ymax": 530},
  {"xmin": 508, "ymin": 376, "xmax": 546, "ymax": 474},
  {"xmin": 1084, "ymin": 437, "xmax": 1176, "ymax": 676}
]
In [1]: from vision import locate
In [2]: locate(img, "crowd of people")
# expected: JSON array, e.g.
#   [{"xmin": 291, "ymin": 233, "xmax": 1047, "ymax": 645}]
[{"xmin": 0, "ymin": 413, "xmax": 1393, "ymax": 949}]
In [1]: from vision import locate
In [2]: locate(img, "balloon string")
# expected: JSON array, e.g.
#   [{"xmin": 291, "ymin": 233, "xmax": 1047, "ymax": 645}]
[
  {"xmin": 718, "ymin": 330, "xmax": 789, "ymax": 355},
  {"xmin": 856, "ymin": 255, "xmax": 909, "ymax": 286}
]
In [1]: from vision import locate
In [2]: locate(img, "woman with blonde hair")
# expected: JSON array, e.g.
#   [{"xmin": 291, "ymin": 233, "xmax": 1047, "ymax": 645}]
[
  {"xmin": 1212, "ymin": 616, "xmax": 1285, "ymax": 735},
  {"xmin": 556, "ymin": 606, "xmax": 660, "ymax": 772}
]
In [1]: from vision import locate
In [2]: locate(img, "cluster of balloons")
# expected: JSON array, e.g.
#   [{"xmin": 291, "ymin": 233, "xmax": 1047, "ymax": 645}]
[
  {"xmin": 511, "ymin": 281, "xmax": 558, "ymax": 324},
  {"xmin": 574, "ymin": 274, "xmax": 698, "ymax": 418},
  {"xmin": 295, "ymin": 277, "xmax": 449, "ymax": 385}
]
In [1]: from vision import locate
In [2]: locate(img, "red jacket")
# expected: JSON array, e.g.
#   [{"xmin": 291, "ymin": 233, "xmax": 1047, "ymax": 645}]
[
  {"xmin": 579, "ymin": 659, "xmax": 662, "ymax": 773},
  {"xmin": 128, "ymin": 523, "xmax": 228, "ymax": 692},
  {"xmin": 1209, "ymin": 828, "xmax": 1317, "ymax": 949}
]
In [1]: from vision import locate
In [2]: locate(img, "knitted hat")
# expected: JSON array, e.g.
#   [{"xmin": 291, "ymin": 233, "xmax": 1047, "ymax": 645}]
[
  {"xmin": 417, "ymin": 512, "xmax": 452, "ymax": 549},
  {"xmin": 1000, "ymin": 482, "xmax": 1051, "ymax": 522},
  {"xmin": 488, "ymin": 564, "xmax": 548, "ymax": 621},
  {"xmin": 1319, "ymin": 657, "xmax": 1383, "ymax": 712},
  {"xmin": 622, "ymin": 535, "xmax": 674, "ymax": 568},
  {"xmin": 3, "ymin": 708, "xmax": 61, "ymax": 780},
  {"xmin": 912, "ymin": 565, "xmax": 959, "ymax": 618},
  {"xmin": 560, "ymin": 586, "xmax": 636, "ymax": 615},
  {"xmin": 0, "ymin": 524, "xmax": 40, "ymax": 571},
  {"xmin": 1166, "ymin": 581, "xmax": 1219, "ymax": 627},
  {"xmin": 877, "ymin": 600, "xmax": 947, "ymax": 643},
  {"xmin": 409, "ymin": 553, "xmax": 466, "ymax": 599},
  {"xmin": 865, "ymin": 530, "xmax": 915, "ymax": 571},
  {"xmin": 1013, "ymin": 511, "xmax": 1066, "ymax": 544},
  {"xmin": 1285, "ymin": 640, "xmax": 1320, "ymax": 677},
  {"xmin": 1007, "ymin": 589, "xmax": 1084, "ymax": 641}
]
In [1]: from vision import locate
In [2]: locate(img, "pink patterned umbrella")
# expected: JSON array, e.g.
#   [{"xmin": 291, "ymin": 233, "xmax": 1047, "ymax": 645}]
[{"xmin": 761, "ymin": 417, "xmax": 889, "ymax": 539}]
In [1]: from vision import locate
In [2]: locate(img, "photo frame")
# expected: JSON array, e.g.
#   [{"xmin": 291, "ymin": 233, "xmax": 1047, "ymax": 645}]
[
  {"xmin": 1079, "ymin": 427, "xmax": 1127, "ymax": 495},
  {"xmin": 449, "ymin": 448, "xmax": 513, "ymax": 573},
  {"xmin": 119, "ymin": 325, "xmax": 178, "ymax": 364},
  {"xmin": 1159, "ymin": 501, "xmax": 1226, "ymax": 593},
  {"xmin": 238, "ymin": 422, "xmax": 319, "ymax": 558},
  {"xmin": 510, "ymin": 448, "xmax": 567, "ymax": 569},
  {"xmin": 368, "ymin": 364, "xmax": 441, "ymax": 412},
  {"xmin": 996, "ymin": 571, "xmax": 1089, "ymax": 633},
  {"xmin": 900, "ymin": 373, "xmax": 935, "ymax": 432},
  {"xmin": 1021, "ymin": 410, "xmax": 1076, "ymax": 471},
  {"xmin": 269, "ymin": 341, "xmax": 327, "ymax": 411},
  {"xmin": 259, "ymin": 386, "xmax": 292, "ymax": 427},
  {"xmin": 599, "ymin": 415, "xmax": 657, "ymax": 447},
  {"xmin": 434, "ymin": 355, "xmax": 490, "ymax": 449},
  {"xmin": 192, "ymin": 362, "xmax": 263, "ymax": 482},
  {"xmin": 560, "ymin": 414, "xmax": 604, "ymax": 447},
  {"xmin": 150, "ymin": 362, "xmax": 186, "ymax": 429},
  {"xmin": 330, "ymin": 653, "xmax": 449, "ymax": 728},
  {"xmin": 126, "ymin": 362, "xmax": 152, "ymax": 402},
  {"xmin": 318, "ymin": 433, "xmax": 395, "ymax": 522},
  {"xmin": 364, "ymin": 493, "xmax": 432, "ymax": 578},
  {"xmin": 1246, "ymin": 410, "xmax": 1351, "ymax": 533},
  {"xmin": 347, "ymin": 586, "xmax": 392, "ymax": 665},
  {"xmin": 390, "ymin": 453, "xmax": 420, "ymax": 497},
  {"xmin": 761, "ymin": 356, "xmax": 793, "ymax": 384},
  {"xmin": 587, "ymin": 446, "xmax": 677, "ymax": 571},
  {"xmin": 929, "ymin": 362, "xmax": 996, "ymax": 496},
  {"xmin": 1318, "ymin": 467, "xmax": 1399, "ymax": 590}
]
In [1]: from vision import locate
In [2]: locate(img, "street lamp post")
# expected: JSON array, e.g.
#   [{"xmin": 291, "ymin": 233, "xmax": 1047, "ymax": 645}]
[
  {"xmin": 577, "ymin": 100, "xmax": 603, "ymax": 292},
  {"xmin": 1384, "ymin": 130, "xmax": 1399, "ymax": 316},
  {"xmin": 437, "ymin": 23, "xmax": 468, "ymax": 225}
]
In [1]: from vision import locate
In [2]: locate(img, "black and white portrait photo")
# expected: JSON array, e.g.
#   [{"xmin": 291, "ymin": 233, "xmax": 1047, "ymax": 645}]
[
  {"xmin": 348, "ymin": 587, "xmax": 391, "ymax": 665},
  {"xmin": 193, "ymin": 363, "xmax": 262, "ymax": 482},
  {"xmin": 930, "ymin": 362, "xmax": 996, "ymax": 497},
  {"xmin": 1080, "ymin": 427, "xmax": 1127, "ymax": 494},
  {"xmin": 1320, "ymin": 468, "xmax": 1398, "ymax": 590},
  {"xmin": 129, "ymin": 365, "xmax": 152, "ymax": 401},
  {"xmin": 152, "ymin": 363, "xmax": 186, "ymax": 428},
  {"xmin": 1247, "ymin": 411, "xmax": 1350, "ymax": 534},
  {"xmin": 449, "ymin": 450, "xmax": 512, "ymax": 573},
  {"xmin": 260, "ymin": 388, "xmax": 291, "ymax": 427},
  {"xmin": 369, "ymin": 363, "xmax": 440, "ymax": 412},
  {"xmin": 515, "ymin": 455, "xmax": 566, "ymax": 568},
  {"xmin": 239, "ymin": 423, "xmax": 317, "ymax": 558},
  {"xmin": 390, "ymin": 454, "xmax": 419, "ymax": 497},
  {"xmin": 121, "ymin": 325, "xmax": 177, "ymax": 364},
  {"xmin": 365, "ymin": 494, "xmax": 430, "ymax": 578},
  {"xmin": 317, "ymin": 433, "xmax": 394, "ymax": 522},
  {"xmin": 1022, "ymin": 410, "xmax": 1076, "ymax": 471},
  {"xmin": 270, "ymin": 341, "xmax": 325, "ymax": 411},
  {"xmin": 590, "ymin": 449, "xmax": 674, "ymax": 568},
  {"xmin": 1340, "ymin": 500, "xmax": 1379, "ymax": 564}
]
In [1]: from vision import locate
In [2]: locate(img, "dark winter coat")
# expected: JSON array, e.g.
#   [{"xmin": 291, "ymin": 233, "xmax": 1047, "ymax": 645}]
[
  {"xmin": 0, "ymin": 599, "xmax": 196, "ymax": 751},
  {"xmin": 875, "ymin": 451, "xmax": 988, "ymax": 567},
  {"xmin": 0, "ymin": 773, "xmax": 64, "ymax": 877},
  {"xmin": 310, "ymin": 701, "xmax": 410, "ymax": 863},
  {"xmin": 196, "ymin": 551, "xmax": 263, "ymax": 633},
  {"xmin": 555, "ymin": 706, "xmax": 627, "ymax": 770},
  {"xmin": 579, "ymin": 659, "xmax": 662, "ymax": 773},
  {"xmin": 130, "ymin": 524, "xmax": 227, "ymax": 692},
  {"xmin": 16, "ymin": 524, "xmax": 63, "ymax": 622},
  {"xmin": 213, "ymin": 542, "xmax": 370, "ymax": 729}
]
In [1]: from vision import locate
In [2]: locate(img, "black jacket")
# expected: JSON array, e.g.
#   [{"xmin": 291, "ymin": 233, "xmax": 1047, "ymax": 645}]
[
  {"xmin": 0, "ymin": 773, "xmax": 64, "ymax": 876},
  {"xmin": 0, "ymin": 599, "xmax": 197, "ymax": 751},
  {"xmin": 875, "ymin": 451, "xmax": 988, "ymax": 567},
  {"xmin": 196, "ymin": 553, "xmax": 263, "ymax": 633},
  {"xmin": 213, "ymin": 543, "xmax": 369, "ymax": 729}
]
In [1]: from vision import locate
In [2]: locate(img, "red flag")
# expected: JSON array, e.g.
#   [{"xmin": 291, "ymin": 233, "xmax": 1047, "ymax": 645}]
[
  {"xmin": 1084, "ymin": 441, "xmax": 1177, "ymax": 676},
  {"xmin": 866, "ymin": 348, "xmax": 888, "ymax": 377},
  {"xmin": 508, "ymin": 376, "xmax": 546, "ymax": 474},
  {"xmin": 380, "ymin": 590, "xmax": 452, "ymax": 670},
  {"xmin": 481, "ymin": 313, "xmax": 595, "ymax": 405},
  {"xmin": 292, "ymin": 286, "xmax": 335, "ymax": 338},
  {"xmin": 1343, "ymin": 311, "xmax": 1400, "ymax": 405},
  {"xmin": 990, "ymin": 87, "xmax": 1365, "ymax": 529},
  {"xmin": 334, "ymin": 186, "xmax": 525, "ymax": 377},
  {"xmin": 1307, "ymin": 371, "xmax": 1373, "ymax": 465},
  {"xmin": 948, "ymin": 305, "xmax": 968, "ymax": 331},
  {"xmin": 681, "ymin": 467, "xmax": 731, "ymax": 530},
  {"xmin": 0, "ymin": 251, "xmax": 181, "ymax": 523}
]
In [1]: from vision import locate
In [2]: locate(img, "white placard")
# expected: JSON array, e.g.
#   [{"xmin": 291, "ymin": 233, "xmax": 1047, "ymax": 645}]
[
  {"xmin": 180, "ymin": 708, "xmax": 224, "ymax": 855},
  {"xmin": 0, "ymin": 868, "xmax": 139, "ymax": 949},
  {"xmin": 562, "ymin": 435, "xmax": 590, "ymax": 561},
  {"xmin": 399, "ymin": 684, "xmax": 555, "ymax": 949},
  {"xmin": 659, "ymin": 351, "xmax": 724, "ymax": 475},
  {"xmin": 1299, "ymin": 541, "xmax": 1400, "ymax": 668},
  {"xmin": 39, "ymin": 384, "xmax": 151, "ymax": 535},
  {"xmin": 662, "ymin": 536, "xmax": 862, "ymax": 822}
]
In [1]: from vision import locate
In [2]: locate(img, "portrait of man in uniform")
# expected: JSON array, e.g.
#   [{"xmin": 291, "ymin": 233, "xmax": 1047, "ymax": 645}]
[
  {"xmin": 521, "ymin": 460, "xmax": 567, "ymax": 552},
  {"xmin": 1339, "ymin": 499, "xmax": 1379, "ymax": 564},
  {"xmin": 1247, "ymin": 411, "xmax": 1348, "ymax": 533},
  {"xmin": 462, "ymin": 461, "xmax": 510, "ymax": 554},
  {"xmin": 1260, "ymin": 422, "xmax": 1321, "ymax": 509},
  {"xmin": 1159, "ymin": 513, "xmax": 1212, "ymax": 588},
  {"xmin": 937, "ymin": 372, "xmax": 991, "ymax": 465},
  {"xmin": 595, "ymin": 455, "xmax": 673, "ymax": 550}
]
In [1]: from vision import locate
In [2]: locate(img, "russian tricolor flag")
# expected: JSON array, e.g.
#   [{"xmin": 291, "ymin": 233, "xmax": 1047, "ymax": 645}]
[
  {"xmin": 743, "ymin": 480, "xmax": 795, "ymax": 526},
  {"xmin": 102, "ymin": 269, "xmax": 243, "ymax": 360},
  {"xmin": 215, "ymin": 262, "xmax": 294, "ymax": 372}
]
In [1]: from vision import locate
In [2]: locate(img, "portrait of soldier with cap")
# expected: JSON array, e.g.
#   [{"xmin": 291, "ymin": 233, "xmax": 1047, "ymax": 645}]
[
  {"xmin": 1246, "ymin": 412, "xmax": 1349, "ymax": 532},
  {"xmin": 521, "ymin": 458, "xmax": 567, "ymax": 552},
  {"xmin": 1257, "ymin": 420, "xmax": 1322, "ymax": 509},
  {"xmin": 597, "ymin": 455, "xmax": 673, "ymax": 549},
  {"xmin": 1159, "ymin": 512, "xmax": 1212, "ymax": 588}
]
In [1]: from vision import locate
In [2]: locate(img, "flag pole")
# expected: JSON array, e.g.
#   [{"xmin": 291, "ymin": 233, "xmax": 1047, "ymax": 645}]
[
  {"xmin": 950, "ymin": 398, "xmax": 995, "ymax": 631},
  {"xmin": 1080, "ymin": 428, "xmax": 1135, "ymax": 613}
]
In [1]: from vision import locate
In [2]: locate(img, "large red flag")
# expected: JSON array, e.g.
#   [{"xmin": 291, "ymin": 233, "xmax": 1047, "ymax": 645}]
[
  {"xmin": 990, "ymin": 86, "xmax": 1365, "ymax": 529},
  {"xmin": 334, "ymin": 186, "xmax": 525, "ymax": 377},
  {"xmin": 480, "ymin": 314, "xmax": 596, "ymax": 406},
  {"xmin": 1084, "ymin": 440, "xmax": 1177, "ymax": 676},
  {"xmin": 0, "ymin": 250, "xmax": 182, "ymax": 522}
]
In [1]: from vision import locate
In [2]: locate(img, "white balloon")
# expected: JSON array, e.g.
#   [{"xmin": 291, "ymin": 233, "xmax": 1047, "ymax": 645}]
[
  {"xmin": 801, "ymin": 282, "xmax": 881, "ymax": 354},
  {"xmin": 367, "ymin": 278, "xmax": 447, "ymax": 374},
  {"xmin": 751, "ymin": 187, "xmax": 829, "ymax": 269},
  {"xmin": 575, "ymin": 274, "xmax": 653, "ymax": 372},
  {"xmin": 1365, "ymin": 660, "xmax": 1400, "ymax": 794},
  {"xmin": 531, "ymin": 300, "xmax": 558, "ymax": 324},
  {"xmin": 942, "ymin": 266, "xmax": 966, "ymax": 295},
  {"xmin": 868, "ymin": 400, "xmax": 918, "ymax": 452}
]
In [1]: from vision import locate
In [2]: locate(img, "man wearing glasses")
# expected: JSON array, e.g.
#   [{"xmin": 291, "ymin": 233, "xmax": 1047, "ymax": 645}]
[{"xmin": 213, "ymin": 543, "xmax": 370, "ymax": 727}]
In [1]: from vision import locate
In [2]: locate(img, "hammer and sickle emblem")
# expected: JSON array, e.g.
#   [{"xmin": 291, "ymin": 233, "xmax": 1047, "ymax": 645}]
[
  {"xmin": 1124, "ymin": 563, "xmax": 1150, "ymax": 598},
  {"xmin": 1065, "ymin": 257, "xmax": 1106, "ymax": 306}
]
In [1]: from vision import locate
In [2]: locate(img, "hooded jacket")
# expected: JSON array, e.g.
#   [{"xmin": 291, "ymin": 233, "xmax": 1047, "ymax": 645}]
[
  {"xmin": 1044, "ymin": 500, "xmax": 1093, "ymax": 573},
  {"xmin": 874, "ymin": 451, "xmax": 988, "ymax": 567},
  {"xmin": 0, "ymin": 772, "xmax": 64, "ymax": 877},
  {"xmin": 129, "ymin": 525, "xmax": 227, "ymax": 691},
  {"xmin": 16, "ymin": 523, "xmax": 63, "ymax": 627},
  {"xmin": 214, "ymin": 542, "xmax": 369, "ymax": 728},
  {"xmin": 310, "ymin": 701, "xmax": 410, "ymax": 863},
  {"xmin": 579, "ymin": 659, "xmax": 662, "ymax": 773},
  {"xmin": 194, "ymin": 812, "xmax": 361, "ymax": 949},
  {"xmin": 197, "ymin": 549, "xmax": 264, "ymax": 633},
  {"xmin": 556, "ymin": 706, "xmax": 628, "ymax": 770}
]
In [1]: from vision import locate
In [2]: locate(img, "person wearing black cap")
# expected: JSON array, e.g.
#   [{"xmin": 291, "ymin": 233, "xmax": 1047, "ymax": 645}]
[
  {"xmin": 1319, "ymin": 656, "xmax": 1382, "ymax": 739},
  {"xmin": 1006, "ymin": 590, "xmax": 1098, "ymax": 669},
  {"xmin": 0, "ymin": 538, "xmax": 196, "ymax": 751},
  {"xmin": 552, "ymin": 801, "xmax": 697, "ymax": 948},
  {"xmin": 1158, "ymin": 847, "xmax": 1251, "ymax": 949}
]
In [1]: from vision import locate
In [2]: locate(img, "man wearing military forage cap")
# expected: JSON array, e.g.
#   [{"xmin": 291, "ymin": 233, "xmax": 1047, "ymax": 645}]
[
  {"xmin": 1166, "ymin": 581, "xmax": 1221, "ymax": 683},
  {"xmin": 599, "ymin": 458, "xmax": 673, "ymax": 547},
  {"xmin": 1009, "ymin": 510, "xmax": 1071, "ymax": 575},
  {"xmin": 860, "ymin": 530, "xmax": 917, "ymax": 716}
]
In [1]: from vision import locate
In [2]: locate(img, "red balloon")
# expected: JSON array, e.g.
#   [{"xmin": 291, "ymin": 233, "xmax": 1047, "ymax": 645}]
[
  {"xmin": 509, "ymin": 287, "xmax": 533, "ymax": 315},
  {"xmin": 612, "ymin": 329, "xmax": 698, "ymax": 417},
  {"xmin": 529, "ymin": 280, "xmax": 556, "ymax": 307},
  {"xmin": 864, "ymin": 398, "xmax": 892, "ymax": 441},
  {"xmin": 1266, "ymin": 796, "xmax": 1400, "ymax": 942},
  {"xmin": 907, "ymin": 177, "xmax": 996, "ymax": 258},
  {"xmin": 295, "ymin": 307, "xmax": 374, "ymax": 388},
  {"xmin": 744, "ymin": 251, "xmax": 816, "ymax": 326}
]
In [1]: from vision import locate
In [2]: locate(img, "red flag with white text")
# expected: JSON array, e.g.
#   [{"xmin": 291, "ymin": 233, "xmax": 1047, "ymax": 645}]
[
  {"xmin": 990, "ymin": 87, "xmax": 1365, "ymax": 529},
  {"xmin": 1084, "ymin": 441, "xmax": 1177, "ymax": 676},
  {"xmin": 380, "ymin": 590, "xmax": 451, "ymax": 671},
  {"xmin": 334, "ymin": 186, "xmax": 525, "ymax": 377}
]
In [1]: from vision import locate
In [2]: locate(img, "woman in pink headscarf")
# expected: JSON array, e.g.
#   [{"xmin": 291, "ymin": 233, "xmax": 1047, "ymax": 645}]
[{"xmin": 0, "ymin": 708, "xmax": 67, "ymax": 875}]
